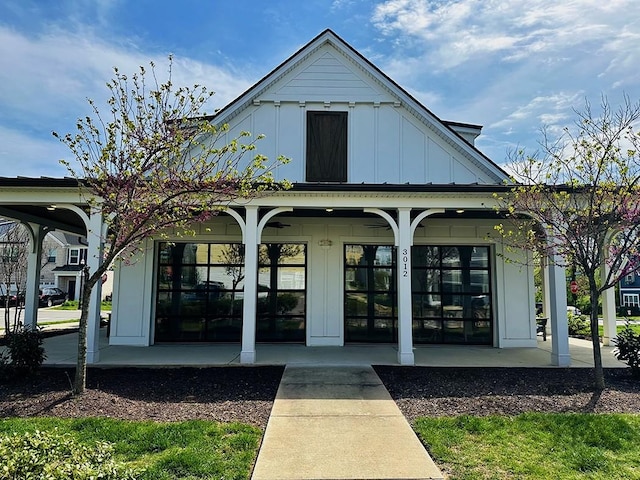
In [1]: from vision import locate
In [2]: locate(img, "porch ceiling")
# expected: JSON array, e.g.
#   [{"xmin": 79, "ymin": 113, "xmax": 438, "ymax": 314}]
[{"xmin": 0, "ymin": 204, "xmax": 87, "ymax": 236}]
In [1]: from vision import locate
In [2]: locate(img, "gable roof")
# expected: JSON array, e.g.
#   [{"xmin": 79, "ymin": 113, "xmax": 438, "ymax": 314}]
[{"xmin": 207, "ymin": 29, "xmax": 510, "ymax": 183}]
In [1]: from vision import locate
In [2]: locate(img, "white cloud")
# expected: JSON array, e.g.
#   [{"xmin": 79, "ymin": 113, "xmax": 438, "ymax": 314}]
[
  {"xmin": 372, "ymin": 0, "xmax": 640, "ymax": 70},
  {"xmin": 370, "ymin": 0, "xmax": 640, "ymax": 166},
  {"xmin": 0, "ymin": 25, "xmax": 253, "ymax": 176}
]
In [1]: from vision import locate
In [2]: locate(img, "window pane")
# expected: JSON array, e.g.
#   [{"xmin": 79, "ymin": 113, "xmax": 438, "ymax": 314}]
[
  {"xmin": 345, "ymin": 245, "xmax": 364, "ymax": 266},
  {"xmin": 412, "ymin": 269, "xmax": 440, "ymax": 292},
  {"xmin": 470, "ymin": 247, "xmax": 489, "ymax": 268},
  {"xmin": 278, "ymin": 266, "xmax": 306, "ymax": 289},
  {"xmin": 469, "ymin": 270, "xmax": 490, "ymax": 293},
  {"xmin": 345, "ymin": 267, "xmax": 366, "ymax": 290},
  {"xmin": 345, "ymin": 293, "xmax": 368, "ymax": 316},
  {"xmin": 210, "ymin": 243, "xmax": 244, "ymax": 265},
  {"xmin": 373, "ymin": 293, "xmax": 395, "ymax": 317},
  {"xmin": 412, "ymin": 294, "xmax": 442, "ymax": 317},
  {"xmin": 259, "ymin": 244, "xmax": 306, "ymax": 266},
  {"xmin": 442, "ymin": 270, "xmax": 462, "ymax": 293},
  {"xmin": 412, "ymin": 246, "xmax": 439, "ymax": 267},
  {"xmin": 277, "ymin": 244, "xmax": 306, "ymax": 265},
  {"xmin": 413, "ymin": 319, "xmax": 442, "ymax": 343},
  {"xmin": 276, "ymin": 292, "xmax": 305, "ymax": 315}
]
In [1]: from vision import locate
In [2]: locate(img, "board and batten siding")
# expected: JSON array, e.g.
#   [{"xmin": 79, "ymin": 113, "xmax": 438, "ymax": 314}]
[
  {"xmin": 222, "ymin": 101, "xmax": 494, "ymax": 185},
  {"xmin": 214, "ymin": 46, "xmax": 496, "ymax": 186}
]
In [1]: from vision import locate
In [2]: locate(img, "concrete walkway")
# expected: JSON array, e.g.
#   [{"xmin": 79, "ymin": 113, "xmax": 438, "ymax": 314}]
[{"xmin": 252, "ymin": 365, "xmax": 443, "ymax": 480}]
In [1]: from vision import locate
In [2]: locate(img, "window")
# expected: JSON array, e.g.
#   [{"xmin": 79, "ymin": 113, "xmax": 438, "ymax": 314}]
[
  {"xmin": 412, "ymin": 246, "xmax": 492, "ymax": 345},
  {"xmin": 625, "ymin": 272, "xmax": 635, "ymax": 284},
  {"xmin": 154, "ymin": 242, "xmax": 307, "ymax": 343},
  {"xmin": 68, "ymin": 248, "xmax": 88, "ymax": 265},
  {"xmin": 47, "ymin": 248, "xmax": 57, "ymax": 263},
  {"xmin": 344, "ymin": 244, "xmax": 397, "ymax": 343},
  {"xmin": 306, "ymin": 111, "xmax": 347, "ymax": 182},
  {"xmin": 623, "ymin": 294, "xmax": 640, "ymax": 307},
  {"xmin": 256, "ymin": 243, "xmax": 307, "ymax": 342}
]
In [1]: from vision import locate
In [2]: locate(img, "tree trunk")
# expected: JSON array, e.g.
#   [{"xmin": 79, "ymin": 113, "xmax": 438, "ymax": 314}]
[
  {"xmin": 73, "ymin": 268, "xmax": 98, "ymax": 395},
  {"xmin": 590, "ymin": 287, "xmax": 605, "ymax": 389}
]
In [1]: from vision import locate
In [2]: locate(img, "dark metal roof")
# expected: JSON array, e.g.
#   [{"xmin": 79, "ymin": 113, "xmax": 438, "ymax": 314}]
[
  {"xmin": 52, "ymin": 265, "xmax": 84, "ymax": 272},
  {"xmin": 0, "ymin": 176, "xmax": 81, "ymax": 187},
  {"xmin": 289, "ymin": 182, "xmax": 512, "ymax": 193}
]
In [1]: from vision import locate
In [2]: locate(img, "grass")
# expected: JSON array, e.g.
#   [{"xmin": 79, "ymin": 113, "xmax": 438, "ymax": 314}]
[
  {"xmin": 52, "ymin": 300, "xmax": 112, "ymax": 311},
  {"xmin": 0, "ymin": 417, "xmax": 261, "ymax": 480},
  {"xmin": 414, "ymin": 413, "xmax": 640, "ymax": 479}
]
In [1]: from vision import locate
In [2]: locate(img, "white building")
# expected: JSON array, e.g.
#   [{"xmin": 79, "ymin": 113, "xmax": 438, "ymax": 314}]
[{"xmin": 0, "ymin": 30, "xmax": 594, "ymax": 365}]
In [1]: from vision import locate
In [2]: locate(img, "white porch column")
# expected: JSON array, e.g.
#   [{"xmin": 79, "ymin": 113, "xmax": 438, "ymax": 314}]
[
  {"xmin": 86, "ymin": 210, "xmax": 104, "ymax": 364},
  {"xmin": 24, "ymin": 223, "xmax": 47, "ymax": 330},
  {"xmin": 548, "ymin": 254, "xmax": 570, "ymax": 366},
  {"xmin": 601, "ymin": 258, "xmax": 617, "ymax": 346},
  {"xmin": 396, "ymin": 208, "xmax": 414, "ymax": 365},
  {"xmin": 541, "ymin": 260, "xmax": 551, "ymax": 317},
  {"xmin": 241, "ymin": 206, "xmax": 259, "ymax": 364}
]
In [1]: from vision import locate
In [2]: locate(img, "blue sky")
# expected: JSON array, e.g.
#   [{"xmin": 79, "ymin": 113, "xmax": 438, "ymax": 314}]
[{"xmin": 1, "ymin": 0, "xmax": 639, "ymax": 177}]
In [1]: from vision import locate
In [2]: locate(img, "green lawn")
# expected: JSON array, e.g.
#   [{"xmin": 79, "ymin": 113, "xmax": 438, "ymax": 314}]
[
  {"xmin": 52, "ymin": 300, "xmax": 112, "ymax": 311},
  {"xmin": 0, "ymin": 417, "xmax": 261, "ymax": 480},
  {"xmin": 414, "ymin": 413, "xmax": 640, "ymax": 479}
]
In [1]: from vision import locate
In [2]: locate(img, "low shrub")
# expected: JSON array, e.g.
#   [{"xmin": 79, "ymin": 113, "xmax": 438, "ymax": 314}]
[
  {"xmin": 5, "ymin": 325, "xmax": 46, "ymax": 375},
  {"xmin": 0, "ymin": 429, "xmax": 141, "ymax": 479},
  {"xmin": 614, "ymin": 321, "xmax": 640, "ymax": 378},
  {"xmin": 567, "ymin": 313, "xmax": 590, "ymax": 336}
]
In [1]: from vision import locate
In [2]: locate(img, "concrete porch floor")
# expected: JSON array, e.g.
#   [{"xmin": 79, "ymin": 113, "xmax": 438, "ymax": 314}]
[{"xmin": 38, "ymin": 328, "xmax": 626, "ymax": 368}]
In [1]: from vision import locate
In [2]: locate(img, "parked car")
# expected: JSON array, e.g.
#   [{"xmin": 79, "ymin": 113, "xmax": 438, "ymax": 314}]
[
  {"xmin": 39, "ymin": 287, "xmax": 67, "ymax": 307},
  {"xmin": 567, "ymin": 305, "xmax": 581, "ymax": 317},
  {"xmin": 0, "ymin": 289, "xmax": 24, "ymax": 307}
]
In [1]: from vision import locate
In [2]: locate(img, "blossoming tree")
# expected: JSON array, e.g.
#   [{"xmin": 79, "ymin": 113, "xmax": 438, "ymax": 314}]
[
  {"xmin": 54, "ymin": 58, "xmax": 289, "ymax": 394},
  {"xmin": 495, "ymin": 96, "xmax": 640, "ymax": 388}
]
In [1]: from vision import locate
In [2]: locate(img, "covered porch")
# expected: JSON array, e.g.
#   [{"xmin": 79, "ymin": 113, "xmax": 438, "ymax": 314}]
[{"xmin": 40, "ymin": 327, "xmax": 626, "ymax": 368}]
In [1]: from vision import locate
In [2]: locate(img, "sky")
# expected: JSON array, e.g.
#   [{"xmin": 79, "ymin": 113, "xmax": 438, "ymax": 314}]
[{"xmin": 1, "ymin": 0, "xmax": 639, "ymax": 178}]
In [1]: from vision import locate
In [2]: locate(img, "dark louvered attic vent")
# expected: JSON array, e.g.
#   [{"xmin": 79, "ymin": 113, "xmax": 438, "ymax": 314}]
[{"xmin": 306, "ymin": 111, "xmax": 347, "ymax": 182}]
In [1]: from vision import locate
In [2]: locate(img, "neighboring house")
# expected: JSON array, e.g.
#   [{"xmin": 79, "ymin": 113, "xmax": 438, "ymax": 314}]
[
  {"xmin": 619, "ymin": 270, "xmax": 640, "ymax": 315},
  {"xmin": 45, "ymin": 232, "xmax": 88, "ymax": 300},
  {"xmin": 0, "ymin": 224, "xmax": 112, "ymax": 302},
  {"xmin": 0, "ymin": 30, "xmax": 590, "ymax": 366}
]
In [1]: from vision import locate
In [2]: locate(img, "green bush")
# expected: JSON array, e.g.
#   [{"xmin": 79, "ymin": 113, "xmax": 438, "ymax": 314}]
[
  {"xmin": 5, "ymin": 325, "xmax": 46, "ymax": 375},
  {"xmin": 567, "ymin": 313, "xmax": 589, "ymax": 336},
  {"xmin": 614, "ymin": 321, "xmax": 640, "ymax": 378},
  {"xmin": 0, "ymin": 429, "xmax": 141, "ymax": 479}
]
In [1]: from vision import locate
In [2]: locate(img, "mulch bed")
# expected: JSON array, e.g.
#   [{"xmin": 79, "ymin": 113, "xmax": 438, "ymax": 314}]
[
  {"xmin": 374, "ymin": 366, "xmax": 640, "ymax": 422},
  {"xmin": 0, "ymin": 366, "xmax": 284, "ymax": 428},
  {"xmin": 1, "ymin": 366, "xmax": 638, "ymax": 428}
]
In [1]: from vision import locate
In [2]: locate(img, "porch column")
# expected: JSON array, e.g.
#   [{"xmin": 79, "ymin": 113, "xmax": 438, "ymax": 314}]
[
  {"xmin": 86, "ymin": 210, "xmax": 104, "ymax": 364},
  {"xmin": 241, "ymin": 206, "xmax": 259, "ymax": 364},
  {"xmin": 539, "ymin": 257, "xmax": 551, "ymax": 337},
  {"xmin": 396, "ymin": 208, "xmax": 414, "ymax": 365},
  {"xmin": 23, "ymin": 223, "xmax": 47, "ymax": 330},
  {"xmin": 601, "ymin": 256, "xmax": 617, "ymax": 346},
  {"xmin": 548, "ymin": 253, "xmax": 570, "ymax": 366}
]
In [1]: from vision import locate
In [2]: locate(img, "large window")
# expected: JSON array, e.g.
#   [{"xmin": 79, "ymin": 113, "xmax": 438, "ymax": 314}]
[
  {"xmin": 155, "ymin": 243, "xmax": 245, "ymax": 342},
  {"xmin": 412, "ymin": 246, "xmax": 492, "ymax": 344},
  {"xmin": 256, "ymin": 243, "xmax": 306, "ymax": 342},
  {"xmin": 306, "ymin": 111, "xmax": 347, "ymax": 182},
  {"xmin": 344, "ymin": 245, "xmax": 397, "ymax": 342},
  {"xmin": 155, "ymin": 242, "xmax": 306, "ymax": 343}
]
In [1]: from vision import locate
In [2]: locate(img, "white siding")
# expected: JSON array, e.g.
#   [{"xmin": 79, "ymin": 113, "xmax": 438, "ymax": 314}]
[
  {"xmin": 213, "ymin": 43, "xmax": 500, "ymax": 186},
  {"xmin": 109, "ymin": 216, "xmax": 536, "ymax": 349}
]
